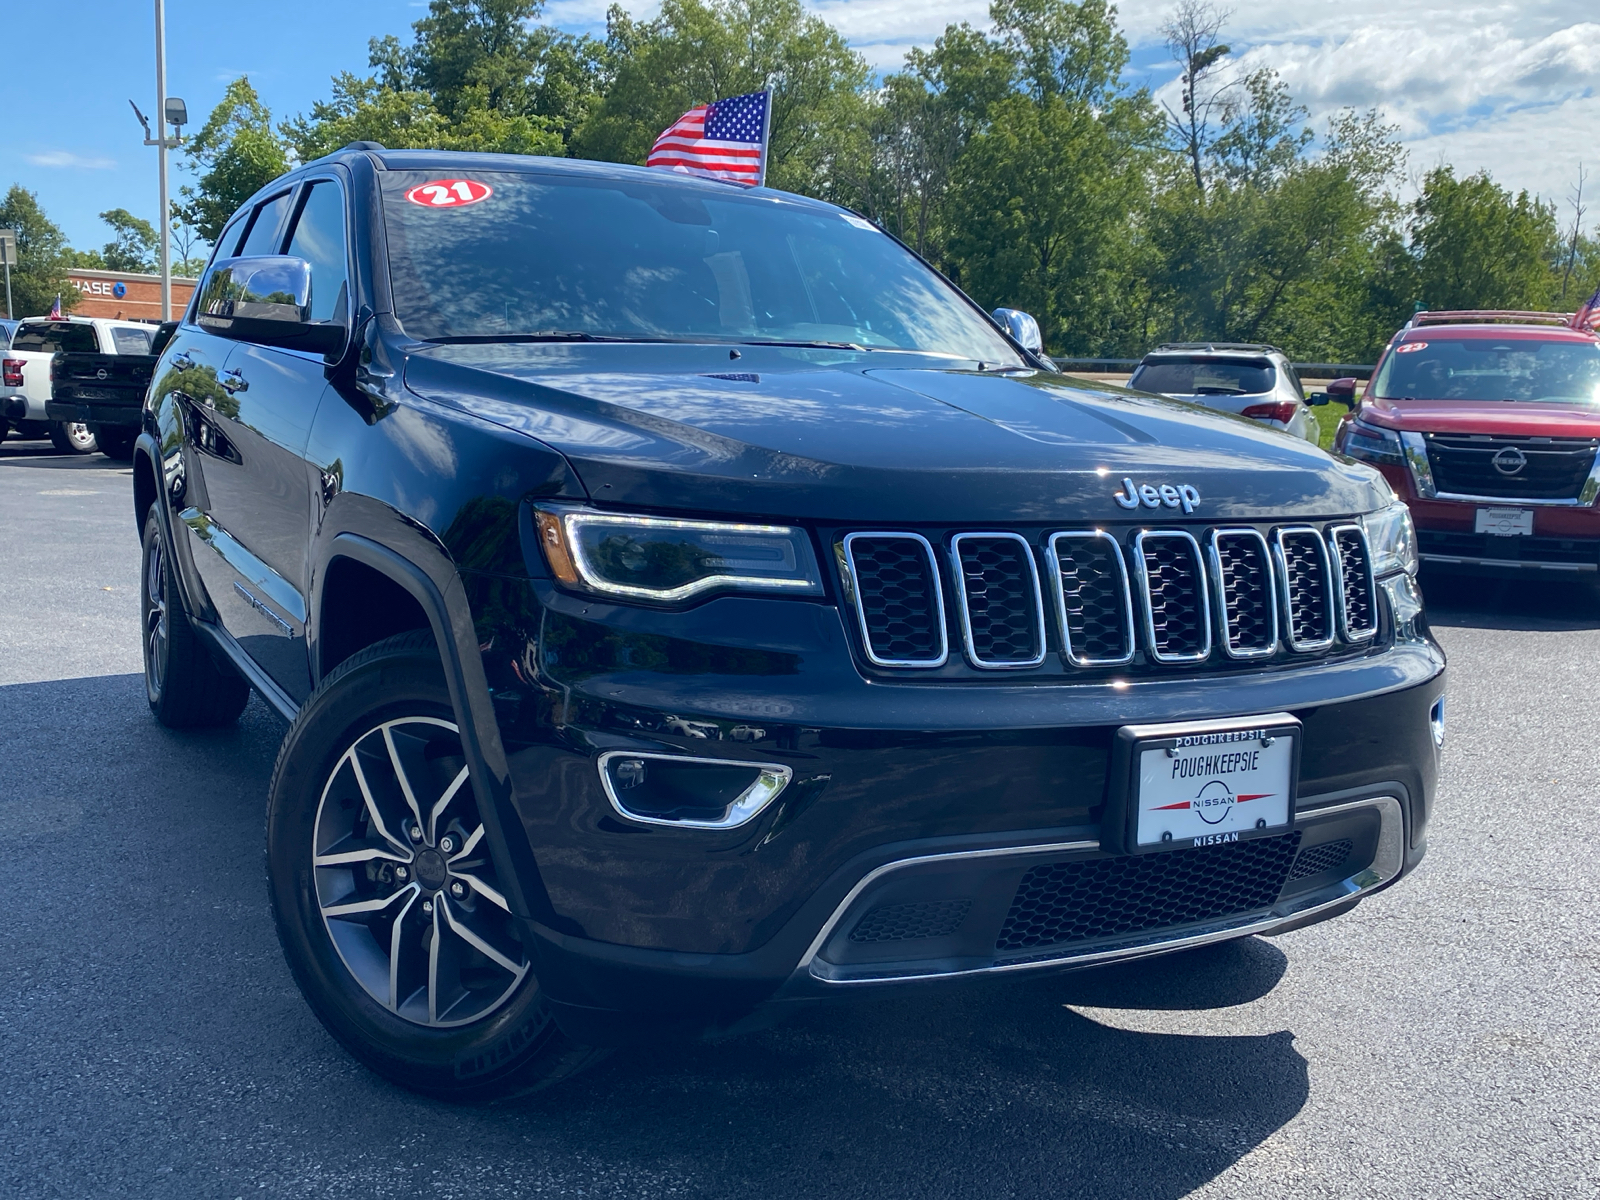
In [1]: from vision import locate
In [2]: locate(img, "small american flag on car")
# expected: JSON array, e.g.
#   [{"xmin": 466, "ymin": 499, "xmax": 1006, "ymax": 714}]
[{"xmin": 647, "ymin": 90, "xmax": 770, "ymax": 186}]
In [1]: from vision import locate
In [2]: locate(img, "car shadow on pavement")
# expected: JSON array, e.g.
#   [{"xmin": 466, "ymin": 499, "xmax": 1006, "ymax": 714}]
[
  {"xmin": 0, "ymin": 671, "xmax": 1307, "ymax": 1200},
  {"xmin": 1420, "ymin": 565, "xmax": 1600, "ymax": 631},
  {"xmin": 0, "ymin": 437, "xmax": 130, "ymax": 470}
]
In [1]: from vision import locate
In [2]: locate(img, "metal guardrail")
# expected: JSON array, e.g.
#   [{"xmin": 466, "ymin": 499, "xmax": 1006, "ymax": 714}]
[{"xmin": 1053, "ymin": 357, "xmax": 1375, "ymax": 379}]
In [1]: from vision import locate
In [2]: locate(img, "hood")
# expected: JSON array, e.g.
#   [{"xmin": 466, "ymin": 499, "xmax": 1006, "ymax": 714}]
[
  {"xmin": 1362, "ymin": 394, "xmax": 1600, "ymax": 438},
  {"xmin": 404, "ymin": 342, "xmax": 1388, "ymax": 523}
]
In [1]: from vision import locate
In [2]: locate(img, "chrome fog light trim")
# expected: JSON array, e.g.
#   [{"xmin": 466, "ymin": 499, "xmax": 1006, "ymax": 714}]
[{"xmin": 597, "ymin": 751, "xmax": 793, "ymax": 830}]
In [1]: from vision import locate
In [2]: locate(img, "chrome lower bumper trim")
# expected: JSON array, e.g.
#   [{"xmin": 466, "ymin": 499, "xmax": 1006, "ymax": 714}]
[
  {"xmin": 1422, "ymin": 553, "xmax": 1597, "ymax": 572},
  {"xmin": 791, "ymin": 795, "xmax": 1404, "ymax": 988}
]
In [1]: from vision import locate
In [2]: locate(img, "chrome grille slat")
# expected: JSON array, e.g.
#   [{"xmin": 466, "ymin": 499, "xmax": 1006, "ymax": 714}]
[
  {"xmin": 1134, "ymin": 531, "xmax": 1211, "ymax": 664},
  {"xmin": 1208, "ymin": 529, "xmax": 1278, "ymax": 659},
  {"xmin": 950, "ymin": 533, "xmax": 1047, "ymax": 669},
  {"xmin": 840, "ymin": 532, "xmax": 948, "ymax": 668},
  {"xmin": 1273, "ymin": 527, "xmax": 1335, "ymax": 652},
  {"xmin": 1327, "ymin": 524, "xmax": 1378, "ymax": 642},
  {"xmin": 1046, "ymin": 531, "xmax": 1136, "ymax": 666}
]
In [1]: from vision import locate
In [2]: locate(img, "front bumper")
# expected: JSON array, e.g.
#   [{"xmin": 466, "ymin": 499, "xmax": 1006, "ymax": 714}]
[{"xmin": 464, "ymin": 570, "xmax": 1445, "ymax": 1043}]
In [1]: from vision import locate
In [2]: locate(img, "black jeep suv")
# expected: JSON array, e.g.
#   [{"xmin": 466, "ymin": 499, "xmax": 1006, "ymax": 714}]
[{"xmin": 132, "ymin": 145, "xmax": 1445, "ymax": 1097}]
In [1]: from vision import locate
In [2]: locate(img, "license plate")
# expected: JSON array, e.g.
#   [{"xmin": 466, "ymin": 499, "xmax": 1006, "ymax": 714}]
[
  {"xmin": 1113, "ymin": 716, "xmax": 1298, "ymax": 852},
  {"xmin": 74, "ymin": 387, "xmax": 117, "ymax": 400},
  {"xmin": 1475, "ymin": 507, "xmax": 1533, "ymax": 536}
]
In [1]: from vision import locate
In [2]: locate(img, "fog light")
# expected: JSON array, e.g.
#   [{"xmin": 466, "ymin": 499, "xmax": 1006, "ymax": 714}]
[{"xmin": 598, "ymin": 751, "xmax": 792, "ymax": 830}]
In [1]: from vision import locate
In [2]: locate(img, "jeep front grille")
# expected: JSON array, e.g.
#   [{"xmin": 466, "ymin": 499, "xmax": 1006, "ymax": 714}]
[{"xmin": 840, "ymin": 521, "xmax": 1379, "ymax": 672}]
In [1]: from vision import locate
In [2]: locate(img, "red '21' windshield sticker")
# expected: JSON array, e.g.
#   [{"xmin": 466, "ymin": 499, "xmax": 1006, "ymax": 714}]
[{"xmin": 404, "ymin": 179, "xmax": 493, "ymax": 208}]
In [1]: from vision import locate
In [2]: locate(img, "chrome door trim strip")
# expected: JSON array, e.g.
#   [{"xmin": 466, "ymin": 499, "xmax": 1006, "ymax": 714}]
[
  {"xmin": 1133, "ymin": 529, "xmax": 1212, "ymax": 664},
  {"xmin": 1206, "ymin": 527, "xmax": 1279, "ymax": 660},
  {"xmin": 1044, "ymin": 530, "xmax": 1136, "ymax": 667},
  {"xmin": 948, "ymin": 532, "xmax": 1048, "ymax": 669},
  {"xmin": 839, "ymin": 531, "xmax": 949, "ymax": 668}
]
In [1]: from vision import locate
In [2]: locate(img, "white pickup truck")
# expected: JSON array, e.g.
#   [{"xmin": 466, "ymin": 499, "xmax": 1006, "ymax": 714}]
[{"xmin": 1, "ymin": 315, "xmax": 156, "ymax": 454}]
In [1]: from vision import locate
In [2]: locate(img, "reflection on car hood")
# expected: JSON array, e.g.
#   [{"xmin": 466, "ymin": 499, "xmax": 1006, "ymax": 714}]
[
  {"xmin": 1361, "ymin": 395, "xmax": 1600, "ymax": 438},
  {"xmin": 405, "ymin": 343, "xmax": 1385, "ymax": 522}
]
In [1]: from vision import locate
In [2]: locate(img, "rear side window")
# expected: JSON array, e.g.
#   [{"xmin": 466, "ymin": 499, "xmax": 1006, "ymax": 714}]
[
  {"xmin": 11, "ymin": 322, "xmax": 98, "ymax": 353},
  {"xmin": 238, "ymin": 192, "xmax": 293, "ymax": 257},
  {"xmin": 111, "ymin": 326, "xmax": 153, "ymax": 354},
  {"xmin": 284, "ymin": 181, "xmax": 350, "ymax": 324},
  {"xmin": 1132, "ymin": 358, "xmax": 1275, "ymax": 396}
]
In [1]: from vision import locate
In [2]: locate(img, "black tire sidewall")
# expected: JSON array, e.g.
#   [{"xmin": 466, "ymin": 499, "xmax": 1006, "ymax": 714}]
[
  {"xmin": 267, "ymin": 644, "xmax": 559, "ymax": 1097},
  {"xmin": 140, "ymin": 510, "xmax": 169, "ymax": 710}
]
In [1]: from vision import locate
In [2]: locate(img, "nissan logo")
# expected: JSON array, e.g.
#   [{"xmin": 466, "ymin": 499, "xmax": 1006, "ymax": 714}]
[
  {"xmin": 1491, "ymin": 447, "xmax": 1527, "ymax": 476},
  {"xmin": 95, "ymin": 368, "xmax": 108, "ymax": 380}
]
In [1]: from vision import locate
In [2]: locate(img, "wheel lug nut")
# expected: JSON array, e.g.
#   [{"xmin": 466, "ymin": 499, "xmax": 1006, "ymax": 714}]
[
  {"xmin": 408, "ymin": 825, "xmax": 424, "ymax": 842},
  {"xmin": 450, "ymin": 880, "xmax": 466, "ymax": 899},
  {"xmin": 422, "ymin": 899, "xmax": 433, "ymax": 914},
  {"xmin": 395, "ymin": 865, "xmax": 409, "ymax": 880},
  {"xmin": 440, "ymin": 835, "xmax": 455, "ymax": 853}
]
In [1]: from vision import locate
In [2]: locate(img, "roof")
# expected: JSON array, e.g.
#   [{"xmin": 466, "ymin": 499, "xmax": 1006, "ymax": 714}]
[
  {"xmin": 1141, "ymin": 343, "xmax": 1283, "ymax": 360},
  {"xmin": 1395, "ymin": 323, "xmax": 1599, "ymax": 343}
]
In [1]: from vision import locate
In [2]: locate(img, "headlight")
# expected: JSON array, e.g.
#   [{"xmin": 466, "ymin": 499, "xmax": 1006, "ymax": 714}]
[
  {"xmin": 1341, "ymin": 416, "xmax": 1403, "ymax": 466},
  {"xmin": 534, "ymin": 508, "xmax": 823, "ymax": 602},
  {"xmin": 1364, "ymin": 501, "xmax": 1417, "ymax": 577}
]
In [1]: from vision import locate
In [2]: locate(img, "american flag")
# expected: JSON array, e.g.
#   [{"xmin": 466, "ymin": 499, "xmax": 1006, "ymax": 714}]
[
  {"xmin": 1572, "ymin": 284, "xmax": 1600, "ymax": 331},
  {"xmin": 647, "ymin": 90, "xmax": 770, "ymax": 186},
  {"xmin": 48, "ymin": 294, "xmax": 62, "ymax": 320}
]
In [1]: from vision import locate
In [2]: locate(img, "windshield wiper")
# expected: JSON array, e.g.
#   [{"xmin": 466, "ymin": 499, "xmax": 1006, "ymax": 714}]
[
  {"xmin": 423, "ymin": 332, "xmax": 692, "ymax": 345},
  {"xmin": 737, "ymin": 338, "xmax": 868, "ymax": 352},
  {"xmin": 1193, "ymin": 386, "xmax": 1247, "ymax": 395}
]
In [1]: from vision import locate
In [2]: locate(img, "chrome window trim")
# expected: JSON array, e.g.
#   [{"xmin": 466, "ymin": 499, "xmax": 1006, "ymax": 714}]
[
  {"xmin": 1044, "ymin": 530, "xmax": 1136, "ymax": 667},
  {"xmin": 839, "ymin": 531, "xmax": 949, "ymax": 668},
  {"xmin": 1272, "ymin": 525, "xmax": 1337, "ymax": 652},
  {"xmin": 1327, "ymin": 523, "xmax": 1379, "ymax": 643},
  {"xmin": 1133, "ymin": 529, "xmax": 1212, "ymax": 664},
  {"xmin": 596, "ymin": 750, "xmax": 792, "ymax": 831},
  {"xmin": 791, "ymin": 795, "xmax": 1404, "ymax": 987},
  {"xmin": 1206, "ymin": 527, "xmax": 1278, "ymax": 660},
  {"xmin": 948, "ymin": 532, "xmax": 1048, "ymax": 670}
]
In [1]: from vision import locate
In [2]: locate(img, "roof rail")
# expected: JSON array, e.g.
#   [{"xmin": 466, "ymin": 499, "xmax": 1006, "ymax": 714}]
[
  {"xmin": 1151, "ymin": 341, "xmax": 1282, "ymax": 354},
  {"xmin": 1405, "ymin": 310, "xmax": 1577, "ymax": 329}
]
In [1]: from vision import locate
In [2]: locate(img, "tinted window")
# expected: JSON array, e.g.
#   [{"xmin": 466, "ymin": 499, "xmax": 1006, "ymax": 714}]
[
  {"xmin": 1372, "ymin": 338, "xmax": 1600, "ymax": 403},
  {"xmin": 238, "ymin": 192, "xmax": 293, "ymax": 257},
  {"xmin": 1132, "ymin": 358, "xmax": 1275, "ymax": 396},
  {"xmin": 284, "ymin": 181, "xmax": 350, "ymax": 324},
  {"xmin": 111, "ymin": 326, "xmax": 153, "ymax": 354},
  {"xmin": 380, "ymin": 171, "xmax": 1020, "ymax": 364},
  {"xmin": 12, "ymin": 321, "xmax": 98, "ymax": 353}
]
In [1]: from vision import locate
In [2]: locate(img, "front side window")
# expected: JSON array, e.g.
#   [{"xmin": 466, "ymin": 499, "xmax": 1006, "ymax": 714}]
[
  {"xmin": 1372, "ymin": 338, "xmax": 1600, "ymax": 403},
  {"xmin": 1132, "ymin": 358, "xmax": 1275, "ymax": 396},
  {"xmin": 12, "ymin": 321, "xmax": 98, "ymax": 353},
  {"xmin": 238, "ymin": 191, "xmax": 293, "ymax": 258},
  {"xmin": 111, "ymin": 326, "xmax": 153, "ymax": 354},
  {"xmin": 284, "ymin": 181, "xmax": 350, "ymax": 324},
  {"xmin": 379, "ymin": 170, "xmax": 1021, "ymax": 364}
]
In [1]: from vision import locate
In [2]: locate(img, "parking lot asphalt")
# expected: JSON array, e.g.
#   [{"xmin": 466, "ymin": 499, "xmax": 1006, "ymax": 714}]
[{"xmin": 1, "ymin": 436, "xmax": 1596, "ymax": 1200}]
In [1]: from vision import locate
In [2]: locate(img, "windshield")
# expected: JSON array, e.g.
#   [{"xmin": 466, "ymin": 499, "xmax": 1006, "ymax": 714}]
[
  {"xmin": 12, "ymin": 321, "xmax": 97, "ymax": 353},
  {"xmin": 1373, "ymin": 338, "xmax": 1600, "ymax": 403},
  {"xmin": 380, "ymin": 170, "xmax": 1021, "ymax": 363},
  {"xmin": 1131, "ymin": 358, "xmax": 1274, "ymax": 396}
]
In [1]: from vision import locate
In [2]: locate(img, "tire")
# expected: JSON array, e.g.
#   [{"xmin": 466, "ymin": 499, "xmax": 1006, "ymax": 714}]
[
  {"xmin": 266, "ymin": 631, "xmax": 601, "ymax": 1099},
  {"xmin": 49, "ymin": 419, "xmax": 98, "ymax": 454},
  {"xmin": 95, "ymin": 427, "xmax": 136, "ymax": 460},
  {"xmin": 141, "ymin": 508, "xmax": 251, "ymax": 728}
]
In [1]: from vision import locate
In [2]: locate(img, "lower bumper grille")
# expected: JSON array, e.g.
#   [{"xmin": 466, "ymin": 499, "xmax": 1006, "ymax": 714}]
[{"xmin": 995, "ymin": 832, "xmax": 1303, "ymax": 953}]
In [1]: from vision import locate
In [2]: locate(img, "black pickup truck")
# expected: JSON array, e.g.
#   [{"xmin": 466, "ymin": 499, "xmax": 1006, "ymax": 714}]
[{"xmin": 47, "ymin": 321, "xmax": 177, "ymax": 460}]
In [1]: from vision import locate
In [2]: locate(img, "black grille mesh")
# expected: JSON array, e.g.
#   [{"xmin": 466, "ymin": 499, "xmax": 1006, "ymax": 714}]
[
  {"xmin": 1289, "ymin": 839, "xmax": 1353, "ymax": 881},
  {"xmin": 1053, "ymin": 536, "xmax": 1133, "ymax": 662},
  {"xmin": 1279, "ymin": 531, "xmax": 1331, "ymax": 646},
  {"xmin": 850, "ymin": 899, "xmax": 973, "ymax": 943},
  {"xmin": 1331, "ymin": 529, "xmax": 1376, "ymax": 637},
  {"xmin": 1426, "ymin": 434, "xmax": 1598, "ymax": 500},
  {"xmin": 1140, "ymin": 536, "xmax": 1206, "ymax": 658},
  {"xmin": 849, "ymin": 537, "xmax": 943, "ymax": 662},
  {"xmin": 996, "ymin": 833, "xmax": 1302, "ymax": 952},
  {"xmin": 1214, "ymin": 533, "xmax": 1274, "ymax": 654},
  {"xmin": 956, "ymin": 537, "xmax": 1041, "ymax": 663}
]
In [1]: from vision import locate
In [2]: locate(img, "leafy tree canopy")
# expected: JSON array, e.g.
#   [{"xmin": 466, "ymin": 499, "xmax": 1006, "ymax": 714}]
[{"xmin": 0, "ymin": 185, "xmax": 79, "ymax": 317}]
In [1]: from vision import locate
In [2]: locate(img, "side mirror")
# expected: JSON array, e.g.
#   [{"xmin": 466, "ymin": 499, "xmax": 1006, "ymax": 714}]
[
  {"xmin": 1326, "ymin": 376, "xmax": 1359, "ymax": 408},
  {"xmin": 992, "ymin": 307, "xmax": 1043, "ymax": 355},
  {"xmin": 196, "ymin": 255, "xmax": 345, "ymax": 357}
]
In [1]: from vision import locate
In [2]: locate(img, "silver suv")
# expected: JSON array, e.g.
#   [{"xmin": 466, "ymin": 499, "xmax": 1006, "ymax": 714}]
[{"xmin": 1129, "ymin": 343, "xmax": 1319, "ymax": 443}]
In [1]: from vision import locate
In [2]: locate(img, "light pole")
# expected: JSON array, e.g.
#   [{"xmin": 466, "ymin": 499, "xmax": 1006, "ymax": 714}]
[{"xmin": 129, "ymin": 1, "xmax": 185, "ymax": 320}]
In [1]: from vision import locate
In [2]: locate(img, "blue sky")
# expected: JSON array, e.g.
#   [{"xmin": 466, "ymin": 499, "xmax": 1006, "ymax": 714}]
[{"xmin": 8, "ymin": 1, "xmax": 1600, "ymax": 257}]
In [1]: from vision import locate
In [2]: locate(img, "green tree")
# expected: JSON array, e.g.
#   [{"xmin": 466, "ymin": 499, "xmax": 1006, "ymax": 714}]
[
  {"xmin": 177, "ymin": 77, "xmax": 291, "ymax": 242},
  {"xmin": 0, "ymin": 185, "xmax": 79, "ymax": 317},
  {"xmin": 1409, "ymin": 167, "xmax": 1562, "ymax": 312},
  {"xmin": 98, "ymin": 208, "xmax": 160, "ymax": 273}
]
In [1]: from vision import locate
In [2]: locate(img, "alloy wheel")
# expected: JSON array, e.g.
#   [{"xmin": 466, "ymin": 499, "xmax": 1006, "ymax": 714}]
[
  {"xmin": 66, "ymin": 422, "xmax": 96, "ymax": 452},
  {"xmin": 313, "ymin": 717, "xmax": 530, "ymax": 1027}
]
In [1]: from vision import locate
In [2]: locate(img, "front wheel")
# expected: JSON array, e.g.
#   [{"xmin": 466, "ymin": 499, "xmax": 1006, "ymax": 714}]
[
  {"xmin": 266, "ymin": 631, "xmax": 600, "ymax": 1098},
  {"xmin": 49, "ymin": 420, "xmax": 98, "ymax": 455}
]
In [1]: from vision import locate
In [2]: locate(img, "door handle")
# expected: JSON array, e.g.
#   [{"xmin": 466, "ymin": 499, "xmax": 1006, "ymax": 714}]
[
  {"xmin": 171, "ymin": 353, "xmax": 196, "ymax": 371},
  {"xmin": 220, "ymin": 368, "xmax": 248, "ymax": 395}
]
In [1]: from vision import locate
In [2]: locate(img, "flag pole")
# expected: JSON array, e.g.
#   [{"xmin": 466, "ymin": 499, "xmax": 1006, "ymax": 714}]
[{"xmin": 758, "ymin": 90, "xmax": 772, "ymax": 188}]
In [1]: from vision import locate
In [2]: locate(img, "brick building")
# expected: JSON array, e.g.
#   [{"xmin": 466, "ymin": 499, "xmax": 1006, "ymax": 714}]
[{"xmin": 62, "ymin": 268, "xmax": 198, "ymax": 322}]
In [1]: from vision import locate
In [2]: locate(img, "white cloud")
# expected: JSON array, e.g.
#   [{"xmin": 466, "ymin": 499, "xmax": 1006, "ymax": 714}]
[{"xmin": 24, "ymin": 150, "xmax": 116, "ymax": 169}]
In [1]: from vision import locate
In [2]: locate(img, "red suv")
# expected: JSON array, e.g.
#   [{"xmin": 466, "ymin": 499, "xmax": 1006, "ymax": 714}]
[{"xmin": 1332, "ymin": 310, "xmax": 1600, "ymax": 576}]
